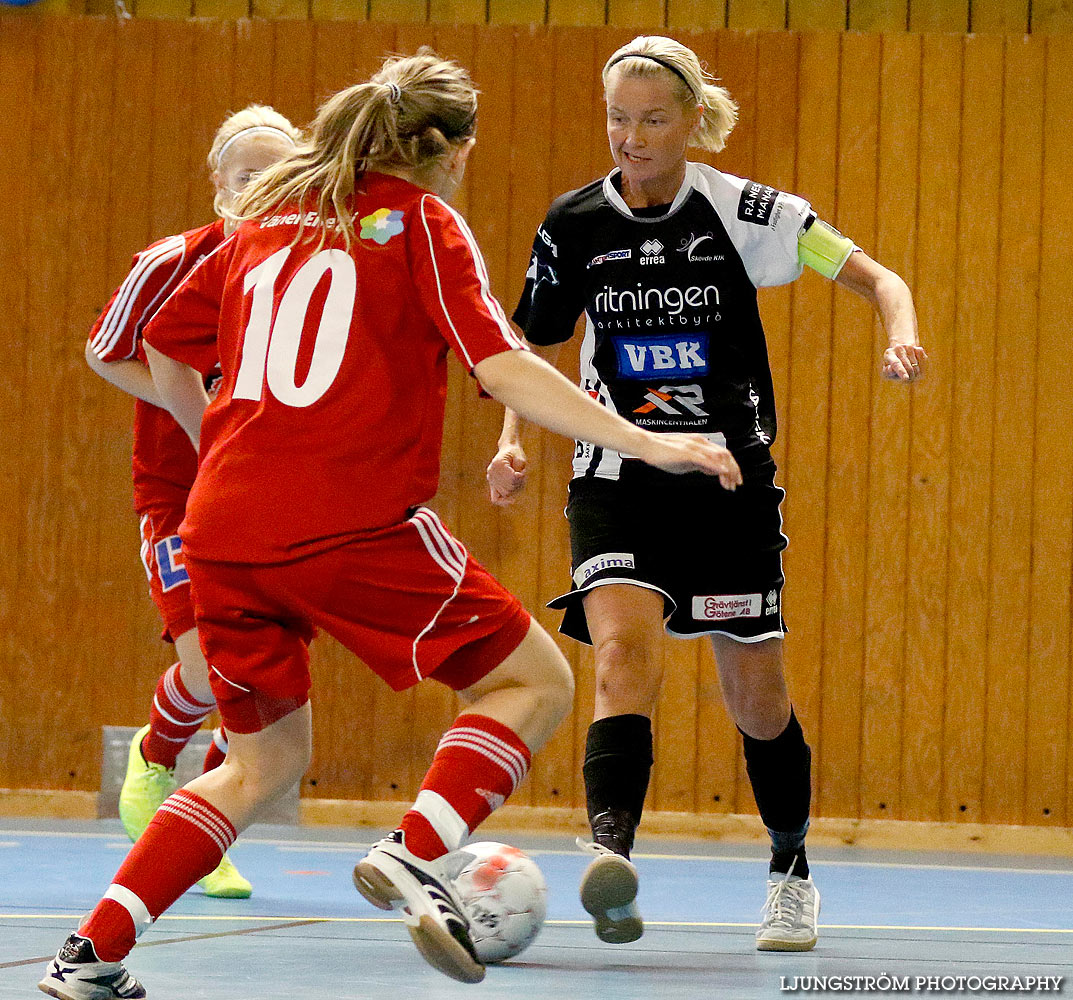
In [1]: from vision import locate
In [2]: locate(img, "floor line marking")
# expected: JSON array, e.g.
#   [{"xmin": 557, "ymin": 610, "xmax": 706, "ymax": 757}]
[
  {"xmin": 3, "ymin": 914, "xmax": 1072, "ymax": 934},
  {"xmin": 4, "ymin": 829, "xmax": 1072, "ymax": 876},
  {"xmin": 0, "ymin": 919, "xmax": 326, "ymax": 970}
]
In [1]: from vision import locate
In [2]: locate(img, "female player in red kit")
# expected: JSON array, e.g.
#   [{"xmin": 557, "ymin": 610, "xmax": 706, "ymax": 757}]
[
  {"xmin": 85, "ymin": 105, "xmax": 300, "ymax": 900},
  {"xmin": 41, "ymin": 51, "xmax": 739, "ymax": 997}
]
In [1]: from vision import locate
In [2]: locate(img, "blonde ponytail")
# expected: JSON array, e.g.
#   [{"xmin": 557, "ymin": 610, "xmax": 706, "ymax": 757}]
[{"xmin": 232, "ymin": 48, "xmax": 478, "ymax": 249}]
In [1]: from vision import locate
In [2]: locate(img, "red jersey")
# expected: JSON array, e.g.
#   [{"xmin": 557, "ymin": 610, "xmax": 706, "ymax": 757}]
[
  {"xmin": 88, "ymin": 220, "xmax": 226, "ymax": 509},
  {"xmin": 143, "ymin": 173, "xmax": 525, "ymax": 563}
]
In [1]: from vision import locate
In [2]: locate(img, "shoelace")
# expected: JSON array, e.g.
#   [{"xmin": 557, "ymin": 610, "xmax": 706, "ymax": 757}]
[
  {"xmin": 762, "ymin": 869, "xmax": 810, "ymax": 928},
  {"xmin": 575, "ymin": 836, "xmax": 627, "ymax": 859}
]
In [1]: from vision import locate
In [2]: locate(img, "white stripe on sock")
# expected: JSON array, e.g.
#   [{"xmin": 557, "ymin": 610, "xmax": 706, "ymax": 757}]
[
  {"xmin": 163, "ymin": 665, "xmax": 215, "ymax": 716},
  {"xmin": 438, "ymin": 730, "xmax": 528, "ymax": 788},
  {"xmin": 151, "ymin": 694, "xmax": 209, "ymax": 730},
  {"xmin": 103, "ymin": 884, "xmax": 153, "ymax": 938},
  {"xmin": 445, "ymin": 726, "xmax": 530, "ymax": 771},
  {"xmin": 436, "ymin": 735, "xmax": 525, "ymax": 791},
  {"xmin": 412, "ymin": 789, "xmax": 470, "ymax": 853},
  {"xmin": 159, "ymin": 795, "xmax": 234, "ymax": 853}
]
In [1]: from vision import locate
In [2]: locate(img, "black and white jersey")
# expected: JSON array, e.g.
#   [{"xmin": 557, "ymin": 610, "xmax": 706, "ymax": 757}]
[{"xmin": 513, "ymin": 161, "xmax": 812, "ymax": 481}]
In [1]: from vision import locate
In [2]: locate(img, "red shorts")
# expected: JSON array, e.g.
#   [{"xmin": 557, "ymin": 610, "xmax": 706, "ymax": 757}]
[
  {"xmin": 138, "ymin": 502, "xmax": 196, "ymax": 643},
  {"xmin": 185, "ymin": 507, "xmax": 531, "ymax": 734}
]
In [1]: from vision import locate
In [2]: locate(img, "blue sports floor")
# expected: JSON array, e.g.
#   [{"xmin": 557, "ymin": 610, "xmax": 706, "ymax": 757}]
[{"xmin": 2, "ymin": 819, "xmax": 1071, "ymax": 999}]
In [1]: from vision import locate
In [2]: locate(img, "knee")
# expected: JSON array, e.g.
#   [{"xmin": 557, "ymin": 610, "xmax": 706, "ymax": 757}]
[
  {"xmin": 541, "ymin": 653, "xmax": 575, "ymax": 724},
  {"xmin": 593, "ymin": 633, "xmax": 658, "ymax": 682},
  {"xmin": 227, "ymin": 744, "xmax": 310, "ymax": 804}
]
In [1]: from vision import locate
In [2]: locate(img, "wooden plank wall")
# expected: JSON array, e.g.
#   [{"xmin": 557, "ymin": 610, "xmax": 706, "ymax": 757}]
[
  {"xmin": 8, "ymin": 0, "xmax": 1073, "ymax": 33},
  {"xmin": 0, "ymin": 16, "xmax": 1071, "ymax": 831}
]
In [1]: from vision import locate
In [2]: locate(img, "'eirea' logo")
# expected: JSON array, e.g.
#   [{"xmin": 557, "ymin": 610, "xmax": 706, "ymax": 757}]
[{"xmin": 359, "ymin": 208, "xmax": 405, "ymax": 244}]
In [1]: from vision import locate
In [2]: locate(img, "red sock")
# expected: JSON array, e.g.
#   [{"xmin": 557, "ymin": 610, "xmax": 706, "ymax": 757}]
[
  {"xmin": 79, "ymin": 790, "xmax": 235, "ymax": 962},
  {"xmin": 143, "ymin": 664, "xmax": 215, "ymax": 769},
  {"xmin": 400, "ymin": 713, "xmax": 531, "ymax": 861},
  {"xmin": 202, "ymin": 727, "xmax": 228, "ymax": 774}
]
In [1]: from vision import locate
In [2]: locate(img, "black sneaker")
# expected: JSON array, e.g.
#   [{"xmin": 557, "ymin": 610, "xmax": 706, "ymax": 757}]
[
  {"xmin": 591, "ymin": 808, "xmax": 637, "ymax": 859},
  {"xmin": 577, "ymin": 810, "xmax": 643, "ymax": 943},
  {"xmin": 38, "ymin": 933, "xmax": 145, "ymax": 1000}
]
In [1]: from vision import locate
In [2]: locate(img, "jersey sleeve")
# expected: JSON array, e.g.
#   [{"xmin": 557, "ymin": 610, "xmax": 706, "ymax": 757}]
[
  {"xmin": 511, "ymin": 199, "xmax": 587, "ymax": 346},
  {"xmin": 87, "ymin": 234, "xmax": 188, "ymax": 362},
  {"xmin": 696, "ymin": 167, "xmax": 818, "ymax": 288},
  {"xmin": 411, "ymin": 194, "xmax": 527, "ymax": 372},
  {"xmin": 141, "ymin": 235, "xmax": 235, "ymax": 375}
]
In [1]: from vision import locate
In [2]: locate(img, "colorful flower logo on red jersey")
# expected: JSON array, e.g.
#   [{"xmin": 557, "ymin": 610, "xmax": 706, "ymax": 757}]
[{"xmin": 359, "ymin": 207, "xmax": 405, "ymax": 245}]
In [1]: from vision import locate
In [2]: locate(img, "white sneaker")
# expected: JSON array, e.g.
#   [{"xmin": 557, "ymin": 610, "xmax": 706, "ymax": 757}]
[
  {"xmin": 577, "ymin": 838, "xmax": 643, "ymax": 944},
  {"xmin": 756, "ymin": 870, "xmax": 820, "ymax": 951},
  {"xmin": 38, "ymin": 934, "xmax": 145, "ymax": 999},
  {"xmin": 353, "ymin": 830, "xmax": 485, "ymax": 984}
]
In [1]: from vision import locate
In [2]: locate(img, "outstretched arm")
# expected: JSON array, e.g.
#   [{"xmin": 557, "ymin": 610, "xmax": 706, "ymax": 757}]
[
  {"xmin": 486, "ymin": 339, "xmax": 562, "ymax": 505},
  {"xmin": 475, "ymin": 349, "xmax": 742, "ymax": 489},
  {"xmin": 835, "ymin": 250, "xmax": 926, "ymax": 382}
]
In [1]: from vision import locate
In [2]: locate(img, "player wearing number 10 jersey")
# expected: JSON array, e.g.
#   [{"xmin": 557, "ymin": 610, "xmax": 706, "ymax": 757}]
[{"xmin": 42, "ymin": 52, "xmax": 739, "ymax": 997}]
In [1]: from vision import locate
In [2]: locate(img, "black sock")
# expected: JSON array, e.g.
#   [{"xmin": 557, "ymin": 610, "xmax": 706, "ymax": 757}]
[
  {"xmin": 583, "ymin": 714, "xmax": 654, "ymax": 854},
  {"xmin": 740, "ymin": 710, "xmax": 811, "ymax": 879}
]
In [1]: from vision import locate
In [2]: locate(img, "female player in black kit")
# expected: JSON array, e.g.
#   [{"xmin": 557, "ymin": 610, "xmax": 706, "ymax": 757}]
[{"xmin": 488, "ymin": 35, "xmax": 926, "ymax": 952}]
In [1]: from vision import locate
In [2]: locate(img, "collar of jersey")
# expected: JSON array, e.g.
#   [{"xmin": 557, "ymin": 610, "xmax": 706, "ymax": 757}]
[{"xmin": 602, "ymin": 161, "xmax": 699, "ymax": 222}]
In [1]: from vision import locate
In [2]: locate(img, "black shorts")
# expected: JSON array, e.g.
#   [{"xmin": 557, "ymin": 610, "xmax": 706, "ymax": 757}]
[{"xmin": 548, "ymin": 461, "xmax": 788, "ymax": 645}]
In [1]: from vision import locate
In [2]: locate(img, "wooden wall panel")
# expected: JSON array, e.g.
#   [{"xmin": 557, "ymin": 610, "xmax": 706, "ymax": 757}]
[
  {"xmin": 788, "ymin": 0, "xmax": 845, "ymax": 28},
  {"xmin": 19, "ymin": 17, "xmax": 78, "ymax": 789},
  {"xmin": 971, "ymin": 0, "xmax": 1031, "ymax": 32},
  {"xmin": 944, "ymin": 33, "xmax": 1003, "ymax": 824},
  {"xmin": 982, "ymin": 34, "xmax": 1044, "ymax": 825},
  {"xmin": 1028, "ymin": 34, "xmax": 1073, "ymax": 827},
  {"xmin": 859, "ymin": 31, "xmax": 920, "ymax": 821},
  {"xmin": 816, "ymin": 30, "xmax": 880, "ymax": 820},
  {"xmin": 18, "ymin": 0, "xmax": 1066, "ymax": 31},
  {"xmin": 2, "ymin": 19, "xmax": 1073, "ymax": 836},
  {"xmin": 848, "ymin": 0, "xmax": 906, "ymax": 29},
  {"xmin": 899, "ymin": 32, "xmax": 960, "ymax": 822},
  {"xmin": 0, "ymin": 15, "xmax": 39, "ymax": 786}
]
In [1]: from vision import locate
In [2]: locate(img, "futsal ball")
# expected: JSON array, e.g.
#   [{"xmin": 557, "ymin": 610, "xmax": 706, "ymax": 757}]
[{"xmin": 452, "ymin": 841, "xmax": 547, "ymax": 962}]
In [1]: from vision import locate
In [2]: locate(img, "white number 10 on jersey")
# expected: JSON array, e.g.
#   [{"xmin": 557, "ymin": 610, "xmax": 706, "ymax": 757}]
[{"xmin": 235, "ymin": 246, "xmax": 355, "ymax": 407}]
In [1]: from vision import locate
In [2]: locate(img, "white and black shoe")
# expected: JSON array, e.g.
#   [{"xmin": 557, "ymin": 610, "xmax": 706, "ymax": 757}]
[
  {"xmin": 756, "ymin": 869, "xmax": 821, "ymax": 951},
  {"xmin": 353, "ymin": 830, "xmax": 485, "ymax": 984},
  {"xmin": 577, "ymin": 810, "xmax": 643, "ymax": 944},
  {"xmin": 38, "ymin": 934, "xmax": 145, "ymax": 1000}
]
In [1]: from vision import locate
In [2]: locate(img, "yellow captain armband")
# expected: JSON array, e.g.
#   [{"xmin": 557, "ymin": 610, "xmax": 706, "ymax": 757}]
[{"xmin": 797, "ymin": 216, "xmax": 856, "ymax": 279}]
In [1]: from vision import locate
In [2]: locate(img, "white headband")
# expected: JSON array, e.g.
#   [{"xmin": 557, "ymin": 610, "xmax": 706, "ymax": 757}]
[{"xmin": 216, "ymin": 125, "xmax": 296, "ymax": 164}]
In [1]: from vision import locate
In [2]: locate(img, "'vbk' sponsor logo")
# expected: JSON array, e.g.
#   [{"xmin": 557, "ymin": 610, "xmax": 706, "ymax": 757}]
[{"xmin": 613, "ymin": 334, "xmax": 709, "ymax": 378}]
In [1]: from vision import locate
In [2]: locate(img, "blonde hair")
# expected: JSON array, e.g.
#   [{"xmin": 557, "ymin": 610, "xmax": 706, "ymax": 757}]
[
  {"xmin": 206, "ymin": 105, "xmax": 302, "ymax": 217},
  {"xmin": 232, "ymin": 49, "xmax": 479, "ymax": 249},
  {"xmin": 603, "ymin": 36, "xmax": 738, "ymax": 153}
]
